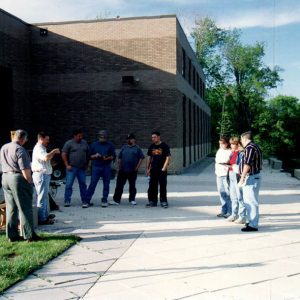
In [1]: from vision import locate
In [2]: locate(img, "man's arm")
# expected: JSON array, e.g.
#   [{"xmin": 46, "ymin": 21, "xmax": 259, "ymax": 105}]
[
  {"xmin": 21, "ymin": 168, "xmax": 33, "ymax": 184},
  {"xmin": 162, "ymin": 156, "xmax": 170, "ymax": 172},
  {"xmin": 61, "ymin": 152, "xmax": 72, "ymax": 171},
  {"xmin": 44, "ymin": 149, "xmax": 60, "ymax": 161},
  {"xmin": 238, "ymin": 164, "xmax": 250, "ymax": 185},
  {"xmin": 135, "ymin": 158, "xmax": 144, "ymax": 172},
  {"xmin": 146, "ymin": 156, "xmax": 151, "ymax": 176}
]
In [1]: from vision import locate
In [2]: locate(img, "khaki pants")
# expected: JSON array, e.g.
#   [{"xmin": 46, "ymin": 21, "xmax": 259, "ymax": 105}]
[{"xmin": 2, "ymin": 173, "xmax": 34, "ymax": 240}]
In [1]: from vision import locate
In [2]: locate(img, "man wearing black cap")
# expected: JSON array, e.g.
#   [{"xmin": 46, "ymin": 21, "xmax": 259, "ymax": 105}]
[
  {"xmin": 112, "ymin": 134, "xmax": 144, "ymax": 205},
  {"xmin": 85, "ymin": 130, "xmax": 116, "ymax": 207}
]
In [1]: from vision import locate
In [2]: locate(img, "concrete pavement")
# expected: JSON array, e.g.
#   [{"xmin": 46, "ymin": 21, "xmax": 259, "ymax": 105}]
[{"xmin": 1, "ymin": 158, "xmax": 300, "ymax": 300}]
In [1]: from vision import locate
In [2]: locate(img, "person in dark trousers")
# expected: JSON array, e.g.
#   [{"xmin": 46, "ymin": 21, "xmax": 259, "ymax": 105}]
[
  {"xmin": 112, "ymin": 134, "xmax": 144, "ymax": 205},
  {"xmin": 61, "ymin": 129, "xmax": 90, "ymax": 207},
  {"xmin": 85, "ymin": 130, "xmax": 116, "ymax": 208},
  {"xmin": 146, "ymin": 131, "xmax": 171, "ymax": 208},
  {"xmin": 0, "ymin": 129, "xmax": 41, "ymax": 242}
]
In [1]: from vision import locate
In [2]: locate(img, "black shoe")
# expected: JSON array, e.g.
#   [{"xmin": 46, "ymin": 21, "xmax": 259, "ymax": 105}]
[
  {"xmin": 38, "ymin": 219, "xmax": 54, "ymax": 225},
  {"xmin": 9, "ymin": 236, "xmax": 23, "ymax": 242},
  {"xmin": 48, "ymin": 214, "xmax": 56, "ymax": 219},
  {"xmin": 27, "ymin": 233, "xmax": 43, "ymax": 242},
  {"xmin": 88, "ymin": 203, "xmax": 94, "ymax": 207},
  {"xmin": 241, "ymin": 225, "xmax": 258, "ymax": 232},
  {"xmin": 64, "ymin": 203, "xmax": 70, "ymax": 207},
  {"xmin": 161, "ymin": 202, "xmax": 168, "ymax": 208},
  {"xmin": 146, "ymin": 202, "xmax": 157, "ymax": 207},
  {"xmin": 217, "ymin": 213, "xmax": 226, "ymax": 218}
]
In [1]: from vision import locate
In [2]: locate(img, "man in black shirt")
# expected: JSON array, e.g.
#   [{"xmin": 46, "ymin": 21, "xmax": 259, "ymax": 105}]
[{"xmin": 146, "ymin": 131, "xmax": 171, "ymax": 208}]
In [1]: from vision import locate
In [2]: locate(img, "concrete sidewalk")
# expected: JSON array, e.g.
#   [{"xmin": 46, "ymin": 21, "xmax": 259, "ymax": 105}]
[{"xmin": 2, "ymin": 158, "xmax": 300, "ymax": 300}]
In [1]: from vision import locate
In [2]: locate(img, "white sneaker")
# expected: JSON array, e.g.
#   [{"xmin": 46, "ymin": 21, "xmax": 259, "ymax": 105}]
[
  {"xmin": 235, "ymin": 218, "xmax": 247, "ymax": 224},
  {"xmin": 130, "ymin": 201, "xmax": 137, "ymax": 205},
  {"xmin": 101, "ymin": 202, "xmax": 108, "ymax": 207},
  {"xmin": 227, "ymin": 215, "xmax": 237, "ymax": 222},
  {"xmin": 108, "ymin": 200, "xmax": 119, "ymax": 205}
]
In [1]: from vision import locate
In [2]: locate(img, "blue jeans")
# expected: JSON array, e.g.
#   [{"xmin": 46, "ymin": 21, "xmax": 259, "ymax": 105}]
[
  {"xmin": 229, "ymin": 171, "xmax": 246, "ymax": 219},
  {"xmin": 242, "ymin": 174, "xmax": 261, "ymax": 228},
  {"xmin": 64, "ymin": 167, "xmax": 87, "ymax": 204},
  {"xmin": 216, "ymin": 175, "xmax": 231, "ymax": 215},
  {"xmin": 86, "ymin": 165, "xmax": 111, "ymax": 203},
  {"xmin": 33, "ymin": 172, "xmax": 51, "ymax": 222}
]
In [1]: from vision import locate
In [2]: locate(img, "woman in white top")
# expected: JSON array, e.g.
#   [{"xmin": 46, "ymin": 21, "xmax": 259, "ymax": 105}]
[{"xmin": 215, "ymin": 137, "xmax": 232, "ymax": 218}]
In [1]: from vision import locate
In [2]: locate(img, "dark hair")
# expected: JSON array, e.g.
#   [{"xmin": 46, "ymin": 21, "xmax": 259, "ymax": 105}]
[
  {"xmin": 37, "ymin": 131, "xmax": 48, "ymax": 140},
  {"xmin": 219, "ymin": 136, "xmax": 229, "ymax": 144},
  {"xmin": 73, "ymin": 128, "xmax": 83, "ymax": 136},
  {"xmin": 241, "ymin": 131, "xmax": 252, "ymax": 140},
  {"xmin": 151, "ymin": 131, "xmax": 160, "ymax": 136}
]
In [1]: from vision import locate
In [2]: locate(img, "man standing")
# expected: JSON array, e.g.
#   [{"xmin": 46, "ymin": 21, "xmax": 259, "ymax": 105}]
[
  {"xmin": 112, "ymin": 134, "xmax": 144, "ymax": 205},
  {"xmin": 146, "ymin": 131, "xmax": 171, "ymax": 208},
  {"xmin": 32, "ymin": 132, "xmax": 60, "ymax": 225},
  {"xmin": 85, "ymin": 130, "xmax": 116, "ymax": 208},
  {"xmin": 0, "ymin": 129, "xmax": 41, "ymax": 242},
  {"xmin": 62, "ymin": 129, "xmax": 89, "ymax": 207},
  {"xmin": 239, "ymin": 131, "xmax": 262, "ymax": 232}
]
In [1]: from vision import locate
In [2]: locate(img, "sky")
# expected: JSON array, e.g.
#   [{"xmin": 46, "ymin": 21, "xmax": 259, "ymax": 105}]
[{"xmin": 1, "ymin": 0, "xmax": 299, "ymax": 99}]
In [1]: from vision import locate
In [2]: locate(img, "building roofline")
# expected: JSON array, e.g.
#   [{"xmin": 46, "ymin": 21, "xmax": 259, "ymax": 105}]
[
  {"xmin": 0, "ymin": 8, "xmax": 29, "ymax": 25},
  {"xmin": 32, "ymin": 14, "xmax": 177, "ymax": 26}
]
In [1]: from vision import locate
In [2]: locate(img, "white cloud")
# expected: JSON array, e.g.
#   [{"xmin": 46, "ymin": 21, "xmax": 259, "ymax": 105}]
[{"xmin": 218, "ymin": 8, "xmax": 300, "ymax": 29}]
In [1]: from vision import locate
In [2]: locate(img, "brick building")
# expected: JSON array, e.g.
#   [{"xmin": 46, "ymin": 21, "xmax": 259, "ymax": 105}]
[{"xmin": 0, "ymin": 9, "xmax": 210, "ymax": 173}]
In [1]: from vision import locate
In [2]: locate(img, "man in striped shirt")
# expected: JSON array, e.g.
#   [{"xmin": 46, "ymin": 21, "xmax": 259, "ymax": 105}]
[{"xmin": 239, "ymin": 131, "xmax": 262, "ymax": 232}]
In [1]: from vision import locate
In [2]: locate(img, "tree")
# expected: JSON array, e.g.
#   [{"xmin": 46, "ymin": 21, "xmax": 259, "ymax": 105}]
[
  {"xmin": 192, "ymin": 17, "xmax": 282, "ymax": 141},
  {"xmin": 254, "ymin": 95, "xmax": 300, "ymax": 158}
]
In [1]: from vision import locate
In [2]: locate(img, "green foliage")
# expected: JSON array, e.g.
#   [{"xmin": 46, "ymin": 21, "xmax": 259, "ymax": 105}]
[
  {"xmin": 0, "ymin": 233, "xmax": 79, "ymax": 293},
  {"xmin": 254, "ymin": 95, "xmax": 300, "ymax": 158},
  {"xmin": 192, "ymin": 17, "xmax": 282, "ymax": 142}
]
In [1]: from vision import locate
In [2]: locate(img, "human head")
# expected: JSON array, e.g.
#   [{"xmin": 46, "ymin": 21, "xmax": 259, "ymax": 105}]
[
  {"xmin": 37, "ymin": 131, "xmax": 50, "ymax": 147},
  {"xmin": 229, "ymin": 136, "xmax": 240, "ymax": 151},
  {"xmin": 219, "ymin": 136, "xmax": 229, "ymax": 149},
  {"xmin": 240, "ymin": 131, "xmax": 252, "ymax": 147},
  {"xmin": 126, "ymin": 133, "xmax": 136, "ymax": 145},
  {"xmin": 13, "ymin": 129, "xmax": 28, "ymax": 145},
  {"xmin": 151, "ymin": 131, "xmax": 161, "ymax": 145},
  {"xmin": 98, "ymin": 130, "xmax": 108, "ymax": 143},
  {"xmin": 72, "ymin": 129, "xmax": 84, "ymax": 143}
]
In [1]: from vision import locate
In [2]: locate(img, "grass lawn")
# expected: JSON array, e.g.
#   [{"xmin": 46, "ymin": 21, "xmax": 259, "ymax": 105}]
[{"xmin": 0, "ymin": 231, "xmax": 80, "ymax": 293}]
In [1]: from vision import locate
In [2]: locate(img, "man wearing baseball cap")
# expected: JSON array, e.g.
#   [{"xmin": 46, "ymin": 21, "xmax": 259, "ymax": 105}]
[{"xmin": 112, "ymin": 133, "xmax": 144, "ymax": 205}]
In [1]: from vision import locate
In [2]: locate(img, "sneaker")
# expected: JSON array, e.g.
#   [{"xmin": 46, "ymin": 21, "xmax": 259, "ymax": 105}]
[
  {"xmin": 146, "ymin": 201, "xmax": 157, "ymax": 208},
  {"xmin": 130, "ymin": 200, "xmax": 137, "ymax": 205},
  {"xmin": 235, "ymin": 218, "xmax": 247, "ymax": 224},
  {"xmin": 241, "ymin": 225, "xmax": 258, "ymax": 232},
  {"xmin": 88, "ymin": 203, "xmax": 94, "ymax": 207},
  {"xmin": 161, "ymin": 202, "xmax": 168, "ymax": 208},
  {"xmin": 217, "ymin": 213, "xmax": 228, "ymax": 218},
  {"xmin": 48, "ymin": 214, "xmax": 56, "ymax": 219},
  {"xmin": 227, "ymin": 215, "xmax": 237, "ymax": 222},
  {"xmin": 108, "ymin": 200, "xmax": 120, "ymax": 205},
  {"xmin": 82, "ymin": 203, "xmax": 89, "ymax": 208},
  {"xmin": 101, "ymin": 202, "xmax": 108, "ymax": 207},
  {"xmin": 64, "ymin": 203, "xmax": 70, "ymax": 207}
]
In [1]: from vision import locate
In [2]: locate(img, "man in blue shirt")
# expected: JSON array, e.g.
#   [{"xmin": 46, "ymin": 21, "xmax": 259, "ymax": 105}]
[
  {"xmin": 112, "ymin": 134, "xmax": 144, "ymax": 205},
  {"xmin": 85, "ymin": 130, "xmax": 116, "ymax": 208}
]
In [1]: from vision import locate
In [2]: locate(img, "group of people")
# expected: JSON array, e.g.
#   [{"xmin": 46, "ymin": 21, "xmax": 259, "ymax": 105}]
[
  {"xmin": 215, "ymin": 131, "xmax": 262, "ymax": 232},
  {"xmin": 0, "ymin": 129, "xmax": 171, "ymax": 241}
]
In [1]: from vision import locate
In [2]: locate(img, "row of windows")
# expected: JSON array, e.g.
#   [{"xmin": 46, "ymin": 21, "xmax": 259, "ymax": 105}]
[
  {"xmin": 182, "ymin": 48, "xmax": 205, "ymax": 100},
  {"xmin": 182, "ymin": 96, "xmax": 210, "ymax": 167}
]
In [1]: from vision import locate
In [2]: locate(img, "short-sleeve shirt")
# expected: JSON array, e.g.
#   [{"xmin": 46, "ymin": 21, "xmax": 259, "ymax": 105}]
[
  {"xmin": 147, "ymin": 142, "xmax": 171, "ymax": 170},
  {"xmin": 62, "ymin": 139, "xmax": 89, "ymax": 169},
  {"xmin": 31, "ymin": 143, "xmax": 52, "ymax": 174},
  {"xmin": 119, "ymin": 144, "xmax": 144, "ymax": 173},
  {"xmin": 0, "ymin": 141, "xmax": 31, "ymax": 172},
  {"xmin": 90, "ymin": 141, "xmax": 116, "ymax": 167},
  {"xmin": 239, "ymin": 142, "xmax": 262, "ymax": 175}
]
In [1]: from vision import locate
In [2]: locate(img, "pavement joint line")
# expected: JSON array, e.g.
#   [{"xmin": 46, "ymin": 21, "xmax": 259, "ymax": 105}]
[{"xmin": 79, "ymin": 231, "xmax": 144, "ymax": 298}]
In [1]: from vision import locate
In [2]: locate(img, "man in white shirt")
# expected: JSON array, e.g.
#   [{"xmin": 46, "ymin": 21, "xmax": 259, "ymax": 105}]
[{"xmin": 32, "ymin": 132, "xmax": 60, "ymax": 225}]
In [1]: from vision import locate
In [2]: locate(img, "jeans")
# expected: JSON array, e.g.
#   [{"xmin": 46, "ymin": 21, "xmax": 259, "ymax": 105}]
[
  {"xmin": 33, "ymin": 172, "xmax": 51, "ymax": 222},
  {"xmin": 148, "ymin": 169, "xmax": 168, "ymax": 204},
  {"xmin": 86, "ymin": 165, "xmax": 111, "ymax": 203},
  {"xmin": 229, "ymin": 171, "xmax": 246, "ymax": 219},
  {"xmin": 242, "ymin": 174, "xmax": 261, "ymax": 228},
  {"xmin": 216, "ymin": 175, "xmax": 231, "ymax": 215},
  {"xmin": 113, "ymin": 170, "xmax": 137, "ymax": 202},
  {"xmin": 64, "ymin": 167, "xmax": 87, "ymax": 204}
]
